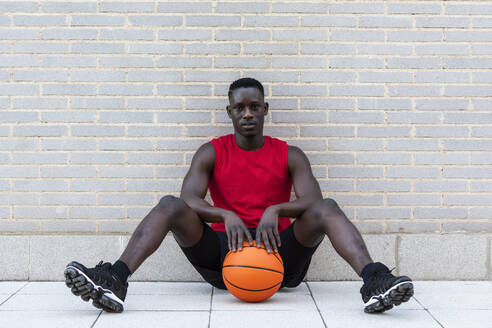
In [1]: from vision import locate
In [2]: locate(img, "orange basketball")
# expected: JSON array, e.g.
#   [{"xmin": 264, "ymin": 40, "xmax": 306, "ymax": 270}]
[{"xmin": 222, "ymin": 240, "xmax": 284, "ymax": 302}]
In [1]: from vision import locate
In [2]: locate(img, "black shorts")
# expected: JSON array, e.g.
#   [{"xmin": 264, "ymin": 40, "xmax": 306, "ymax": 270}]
[{"xmin": 178, "ymin": 220, "xmax": 322, "ymax": 290}]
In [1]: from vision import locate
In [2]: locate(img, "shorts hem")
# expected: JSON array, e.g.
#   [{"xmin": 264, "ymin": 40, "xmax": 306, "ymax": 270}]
[{"xmin": 290, "ymin": 221, "xmax": 323, "ymax": 250}]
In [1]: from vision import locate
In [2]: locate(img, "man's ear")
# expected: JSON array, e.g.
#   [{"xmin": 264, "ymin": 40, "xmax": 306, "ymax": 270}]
[
  {"xmin": 264, "ymin": 102, "xmax": 269, "ymax": 115},
  {"xmin": 226, "ymin": 105, "xmax": 231, "ymax": 118}
]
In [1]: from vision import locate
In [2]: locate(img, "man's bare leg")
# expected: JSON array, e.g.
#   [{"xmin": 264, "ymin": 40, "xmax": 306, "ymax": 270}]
[
  {"xmin": 290, "ymin": 198, "xmax": 413, "ymax": 313},
  {"xmin": 291, "ymin": 198, "xmax": 373, "ymax": 275},
  {"xmin": 64, "ymin": 195, "xmax": 206, "ymax": 312},
  {"xmin": 119, "ymin": 195, "xmax": 205, "ymax": 273}
]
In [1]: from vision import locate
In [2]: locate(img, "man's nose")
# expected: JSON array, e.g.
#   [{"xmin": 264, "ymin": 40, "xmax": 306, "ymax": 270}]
[{"xmin": 242, "ymin": 107, "xmax": 254, "ymax": 118}]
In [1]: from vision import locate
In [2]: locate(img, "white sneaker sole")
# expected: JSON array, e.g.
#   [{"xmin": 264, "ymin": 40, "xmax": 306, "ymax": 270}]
[
  {"xmin": 64, "ymin": 265, "xmax": 124, "ymax": 313},
  {"xmin": 364, "ymin": 280, "xmax": 414, "ymax": 313}
]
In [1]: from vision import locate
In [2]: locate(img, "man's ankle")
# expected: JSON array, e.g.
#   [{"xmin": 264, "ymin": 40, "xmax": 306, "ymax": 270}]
[
  {"xmin": 111, "ymin": 260, "xmax": 131, "ymax": 283},
  {"xmin": 360, "ymin": 262, "xmax": 389, "ymax": 284}
]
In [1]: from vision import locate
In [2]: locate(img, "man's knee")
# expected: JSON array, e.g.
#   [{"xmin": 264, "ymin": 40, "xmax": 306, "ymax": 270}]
[
  {"xmin": 156, "ymin": 195, "xmax": 187, "ymax": 220},
  {"xmin": 304, "ymin": 198, "xmax": 344, "ymax": 229},
  {"xmin": 157, "ymin": 195, "xmax": 202, "ymax": 231},
  {"xmin": 312, "ymin": 198, "xmax": 342, "ymax": 217}
]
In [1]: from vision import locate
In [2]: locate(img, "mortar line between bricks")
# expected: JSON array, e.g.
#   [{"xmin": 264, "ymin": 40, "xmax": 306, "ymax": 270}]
[{"xmin": 305, "ymin": 282, "xmax": 327, "ymax": 328}]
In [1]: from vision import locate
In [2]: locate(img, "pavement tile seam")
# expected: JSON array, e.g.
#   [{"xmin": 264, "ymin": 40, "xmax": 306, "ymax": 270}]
[
  {"xmin": 423, "ymin": 309, "xmax": 446, "ymax": 328},
  {"xmin": 0, "ymin": 282, "xmax": 29, "ymax": 307},
  {"xmin": 210, "ymin": 310, "xmax": 322, "ymax": 312},
  {"xmin": 91, "ymin": 311, "xmax": 103, "ymax": 328},
  {"xmin": 118, "ymin": 310, "xmax": 211, "ymax": 312},
  {"xmin": 1, "ymin": 281, "xmax": 492, "ymax": 328},
  {"xmin": 207, "ymin": 287, "xmax": 214, "ymax": 328},
  {"xmin": 412, "ymin": 296, "xmax": 447, "ymax": 328},
  {"xmin": 0, "ymin": 310, "xmax": 214, "ymax": 312},
  {"xmin": 306, "ymin": 282, "xmax": 328, "ymax": 328}
]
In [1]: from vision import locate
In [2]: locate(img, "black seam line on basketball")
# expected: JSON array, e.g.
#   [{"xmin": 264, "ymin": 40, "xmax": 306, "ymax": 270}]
[
  {"xmin": 272, "ymin": 253, "xmax": 282, "ymax": 266},
  {"xmin": 224, "ymin": 276, "xmax": 281, "ymax": 292},
  {"xmin": 223, "ymin": 265, "xmax": 283, "ymax": 275},
  {"xmin": 230, "ymin": 246, "xmax": 284, "ymax": 265}
]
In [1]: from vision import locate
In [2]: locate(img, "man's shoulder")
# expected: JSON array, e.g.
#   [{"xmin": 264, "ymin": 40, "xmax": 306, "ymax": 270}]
[
  {"xmin": 196, "ymin": 142, "xmax": 215, "ymax": 161},
  {"xmin": 268, "ymin": 138, "xmax": 302, "ymax": 159},
  {"xmin": 287, "ymin": 144, "xmax": 302, "ymax": 153},
  {"xmin": 287, "ymin": 145, "xmax": 307, "ymax": 166}
]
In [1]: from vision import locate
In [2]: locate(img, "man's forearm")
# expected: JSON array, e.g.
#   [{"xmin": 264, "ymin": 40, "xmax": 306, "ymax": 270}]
[
  {"xmin": 270, "ymin": 196, "xmax": 322, "ymax": 219},
  {"xmin": 181, "ymin": 196, "xmax": 230, "ymax": 223}
]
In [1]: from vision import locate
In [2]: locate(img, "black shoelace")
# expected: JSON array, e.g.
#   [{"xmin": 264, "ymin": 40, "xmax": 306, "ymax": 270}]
[
  {"xmin": 92, "ymin": 261, "xmax": 120, "ymax": 291},
  {"xmin": 95, "ymin": 260, "xmax": 105, "ymax": 268}
]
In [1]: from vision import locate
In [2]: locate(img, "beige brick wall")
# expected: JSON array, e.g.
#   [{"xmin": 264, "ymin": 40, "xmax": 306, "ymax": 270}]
[{"xmin": 0, "ymin": 0, "xmax": 491, "ymax": 239}]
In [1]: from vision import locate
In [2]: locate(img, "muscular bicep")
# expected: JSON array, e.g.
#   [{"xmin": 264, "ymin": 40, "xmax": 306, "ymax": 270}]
[
  {"xmin": 180, "ymin": 142, "xmax": 214, "ymax": 202},
  {"xmin": 288, "ymin": 146, "xmax": 322, "ymax": 200}
]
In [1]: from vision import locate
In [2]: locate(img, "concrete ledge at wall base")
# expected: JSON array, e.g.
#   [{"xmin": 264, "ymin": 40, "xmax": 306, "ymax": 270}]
[{"xmin": 0, "ymin": 233, "xmax": 490, "ymax": 281}]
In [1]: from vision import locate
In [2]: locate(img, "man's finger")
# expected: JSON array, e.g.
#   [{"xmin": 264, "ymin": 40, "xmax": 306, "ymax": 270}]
[
  {"xmin": 262, "ymin": 230, "xmax": 271, "ymax": 253},
  {"xmin": 256, "ymin": 230, "xmax": 261, "ymax": 248},
  {"xmin": 267, "ymin": 228, "xmax": 278, "ymax": 253},
  {"xmin": 226, "ymin": 230, "xmax": 231, "ymax": 251},
  {"xmin": 238, "ymin": 231, "xmax": 244, "ymax": 251},
  {"xmin": 231, "ymin": 229, "xmax": 237, "ymax": 252},
  {"xmin": 245, "ymin": 229, "xmax": 253, "ymax": 246},
  {"xmin": 274, "ymin": 228, "xmax": 281, "ymax": 249}
]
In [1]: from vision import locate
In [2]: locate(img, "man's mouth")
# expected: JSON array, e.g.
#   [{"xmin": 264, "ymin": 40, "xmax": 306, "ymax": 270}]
[{"xmin": 242, "ymin": 124, "xmax": 256, "ymax": 129}]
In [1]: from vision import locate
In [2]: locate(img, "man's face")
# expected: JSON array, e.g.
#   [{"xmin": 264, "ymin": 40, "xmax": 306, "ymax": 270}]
[{"xmin": 226, "ymin": 87, "xmax": 268, "ymax": 136}]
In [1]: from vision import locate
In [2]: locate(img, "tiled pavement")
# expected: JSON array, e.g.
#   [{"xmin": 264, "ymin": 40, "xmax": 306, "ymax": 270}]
[{"xmin": 0, "ymin": 281, "xmax": 490, "ymax": 328}]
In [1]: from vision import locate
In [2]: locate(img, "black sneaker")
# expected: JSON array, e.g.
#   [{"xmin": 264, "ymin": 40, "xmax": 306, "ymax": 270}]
[
  {"xmin": 64, "ymin": 260, "xmax": 127, "ymax": 313},
  {"xmin": 360, "ymin": 266, "xmax": 414, "ymax": 313}
]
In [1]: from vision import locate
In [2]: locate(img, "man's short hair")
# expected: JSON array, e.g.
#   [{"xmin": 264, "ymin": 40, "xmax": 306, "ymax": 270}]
[{"xmin": 228, "ymin": 77, "xmax": 264, "ymax": 99}]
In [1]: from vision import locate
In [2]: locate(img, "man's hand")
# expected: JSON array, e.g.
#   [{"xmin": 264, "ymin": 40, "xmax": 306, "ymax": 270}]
[
  {"xmin": 255, "ymin": 207, "xmax": 281, "ymax": 254},
  {"xmin": 223, "ymin": 211, "xmax": 253, "ymax": 252}
]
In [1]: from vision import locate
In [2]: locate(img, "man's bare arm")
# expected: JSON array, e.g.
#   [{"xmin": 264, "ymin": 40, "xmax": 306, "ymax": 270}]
[
  {"xmin": 269, "ymin": 145, "xmax": 323, "ymax": 218},
  {"xmin": 180, "ymin": 142, "xmax": 231, "ymax": 223}
]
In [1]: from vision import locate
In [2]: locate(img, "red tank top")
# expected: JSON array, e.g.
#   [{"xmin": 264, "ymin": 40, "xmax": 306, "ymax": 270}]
[{"xmin": 208, "ymin": 133, "xmax": 293, "ymax": 232}]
